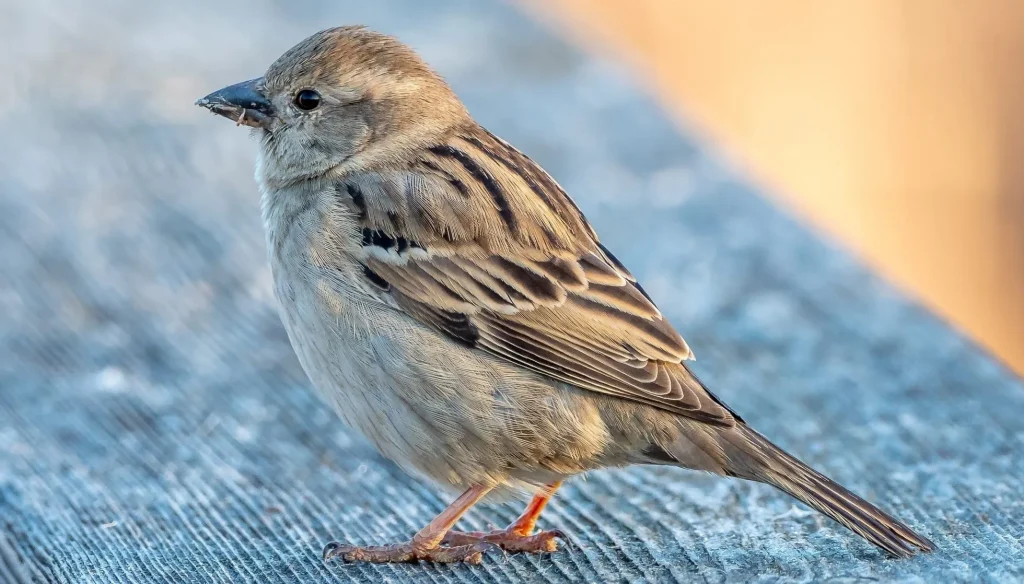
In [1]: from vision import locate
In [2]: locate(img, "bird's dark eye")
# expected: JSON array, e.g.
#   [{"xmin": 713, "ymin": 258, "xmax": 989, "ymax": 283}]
[{"xmin": 294, "ymin": 89, "xmax": 321, "ymax": 111}]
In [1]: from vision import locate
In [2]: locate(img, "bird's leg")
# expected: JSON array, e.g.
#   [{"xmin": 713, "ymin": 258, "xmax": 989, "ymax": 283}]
[
  {"xmin": 323, "ymin": 484, "xmax": 496, "ymax": 564},
  {"xmin": 442, "ymin": 481, "xmax": 566, "ymax": 553}
]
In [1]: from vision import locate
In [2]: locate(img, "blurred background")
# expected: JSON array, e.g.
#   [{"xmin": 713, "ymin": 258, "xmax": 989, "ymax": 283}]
[
  {"xmin": 526, "ymin": 0, "xmax": 1024, "ymax": 375},
  {"xmin": 3, "ymin": 0, "xmax": 1023, "ymax": 581}
]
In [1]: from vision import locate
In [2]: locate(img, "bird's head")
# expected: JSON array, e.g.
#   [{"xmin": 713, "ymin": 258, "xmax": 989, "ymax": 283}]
[{"xmin": 197, "ymin": 26, "xmax": 467, "ymax": 187}]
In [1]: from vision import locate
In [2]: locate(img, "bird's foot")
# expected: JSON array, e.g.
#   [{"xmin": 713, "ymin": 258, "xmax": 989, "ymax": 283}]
[
  {"xmin": 322, "ymin": 540, "xmax": 495, "ymax": 565},
  {"xmin": 441, "ymin": 526, "xmax": 567, "ymax": 553}
]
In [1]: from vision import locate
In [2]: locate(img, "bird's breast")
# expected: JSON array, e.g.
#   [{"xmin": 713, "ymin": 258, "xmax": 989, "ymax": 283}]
[{"xmin": 260, "ymin": 183, "xmax": 401, "ymax": 426}]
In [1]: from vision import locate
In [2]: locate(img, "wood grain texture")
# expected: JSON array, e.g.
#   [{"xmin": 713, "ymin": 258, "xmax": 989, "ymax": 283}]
[{"xmin": 0, "ymin": 0, "xmax": 1022, "ymax": 582}]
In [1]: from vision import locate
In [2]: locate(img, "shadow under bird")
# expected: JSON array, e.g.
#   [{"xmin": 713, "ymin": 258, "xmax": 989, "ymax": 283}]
[{"xmin": 197, "ymin": 25, "xmax": 934, "ymax": 565}]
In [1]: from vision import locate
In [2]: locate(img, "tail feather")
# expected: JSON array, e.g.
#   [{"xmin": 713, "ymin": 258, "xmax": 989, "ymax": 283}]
[{"xmin": 724, "ymin": 424, "xmax": 934, "ymax": 558}]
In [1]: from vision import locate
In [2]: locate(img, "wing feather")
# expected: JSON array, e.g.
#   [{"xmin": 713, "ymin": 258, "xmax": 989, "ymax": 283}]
[{"xmin": 344, "ymin": 125, "xmax": 737, "ymax": 426}]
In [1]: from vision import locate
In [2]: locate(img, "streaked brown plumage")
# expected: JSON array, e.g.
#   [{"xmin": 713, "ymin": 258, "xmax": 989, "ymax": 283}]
[{"xmin": 197, "ymin": 25, "xmax": 934, "ymax": 565}]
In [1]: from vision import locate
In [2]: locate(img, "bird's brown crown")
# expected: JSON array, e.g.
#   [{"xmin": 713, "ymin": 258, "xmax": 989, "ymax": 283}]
[{"xmin": 263, "ymin": 26, "xmax": 443, "ymax": 98}]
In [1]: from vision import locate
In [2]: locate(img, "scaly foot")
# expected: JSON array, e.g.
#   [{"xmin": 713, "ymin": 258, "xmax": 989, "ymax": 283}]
[
  {"xmin": 442, "ymin": 527, "xmax": 567, "ymax": 553},
  {"xmin": 322, "ymin": 540, "xmax": 496, "ymax": 565}
]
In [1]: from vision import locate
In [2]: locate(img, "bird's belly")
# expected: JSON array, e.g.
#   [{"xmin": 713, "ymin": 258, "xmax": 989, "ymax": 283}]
[
  {"xmin": 271, "ymin": 271, "xmax": 422, "ymax": 462},
  {"xmin": 268, "ymin": 256, "xmax": 619, "ymax": 495}
]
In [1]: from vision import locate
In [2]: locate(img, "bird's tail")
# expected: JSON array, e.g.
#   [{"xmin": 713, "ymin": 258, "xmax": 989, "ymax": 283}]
[{"xmin": 722, "ymin": 424, "xmax": 934, "ymax": 558}]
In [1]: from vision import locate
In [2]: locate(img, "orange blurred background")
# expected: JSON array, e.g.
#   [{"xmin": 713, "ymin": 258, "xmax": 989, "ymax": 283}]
[{"xmin": 524, "ymin": 0, "xmax": 1024, "ymax": 375}]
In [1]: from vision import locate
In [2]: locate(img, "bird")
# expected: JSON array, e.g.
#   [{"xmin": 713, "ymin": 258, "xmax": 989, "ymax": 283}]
[{"xmin": 196, "ymin": 25, "xmax": 934, "ymax": 565}]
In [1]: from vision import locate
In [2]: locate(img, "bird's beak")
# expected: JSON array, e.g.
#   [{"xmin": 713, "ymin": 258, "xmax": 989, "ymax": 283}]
[{"xmin": 195, "ymin": 77, "xmax": 275, "ymax": 129}]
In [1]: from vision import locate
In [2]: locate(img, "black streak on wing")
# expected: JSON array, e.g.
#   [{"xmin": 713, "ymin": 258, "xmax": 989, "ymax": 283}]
[
  {"xmin": 682, "ymin": 364, "xmax": 745, "ymax": 423},
  {"xmin": 391, "ymin": 291, "xmax": 479, "ymax": 349},
  {"xmin": 362, "ymin": 265, "xmax": 391, "ymax": 291},
  {"xmin": 362, "ymin": 228, "xmax": 396, "ymax": 250},
  {"xmin": 491, "ymin": 258, "xmax": 562, "ymax": 303},
  {"xmin": 440, "ymin": 310, "xmax": 480, "ymax": 348},
  {"xmin": 429, "ymin": 145, "xmax": 517, "ymax": 231},
  {"xmin": 530, "ymin": 258, "xmax": 586, "ymax": 290},
  {"xmin": 482, "ymin": 128, "xmax": 596, "ymax": 239},
  {"xmin": 386, "ymin": 210, "xmax": 403, "ymax": 232},
  {"xmin": 597, "ymin": 242, "xmax": 634, "ymax": 279},
  {"xmin": 642, "ymin": 443, "xmax": 678, "ymax": 464},
  {"xmin": 572, "ymin": 296, "xmax": 685, "ymax": 355},
  {"xmin": 462, "ymin": 135, "xmax": 566, "ymax": 248},
  {"xmin": 361, "ymin": 229, "xmax": 421, "ymax": 254},
  {"xmin": 632, "ymin": 280, "xmax": 656, "ymax": 304},
  {"xmin": 464, "ymin": 134, "xmax": 562, "ymax": 223},
  {"xmin": 343, "ymin": 184, "xmax": 367, "ymax": 220},
  {"xmin": 420, "ymin": 158, "xmax": 470, "ymax": 198}
]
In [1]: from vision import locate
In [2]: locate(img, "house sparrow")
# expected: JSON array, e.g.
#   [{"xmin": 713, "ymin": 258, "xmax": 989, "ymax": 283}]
[{"xmin": 196, "ymin": 26, "xmax": 934, "ymax": 565}]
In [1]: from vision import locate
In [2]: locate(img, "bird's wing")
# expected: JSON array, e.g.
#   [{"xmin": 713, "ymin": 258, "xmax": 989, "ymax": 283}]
[{"xmin": 341, "ymin": 125, "xmax": 738, "ymax": 426}]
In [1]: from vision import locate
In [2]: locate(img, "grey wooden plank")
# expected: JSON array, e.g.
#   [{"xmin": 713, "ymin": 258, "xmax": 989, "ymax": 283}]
[{"xmin": 1, "ymin": 0, "xmax": 1022, "ymax": 582}]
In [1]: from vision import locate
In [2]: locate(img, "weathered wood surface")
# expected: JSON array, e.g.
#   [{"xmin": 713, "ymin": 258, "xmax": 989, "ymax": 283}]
[{"xmin": 1, "ymin": 0, "xmax": 1022, "ymax": 582}]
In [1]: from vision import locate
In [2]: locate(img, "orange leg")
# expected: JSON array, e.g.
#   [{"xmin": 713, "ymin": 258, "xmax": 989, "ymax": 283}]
[
  {"xmin": 323, "ymin": 484, "xmax": 496, "ymax": 564},
  {"xmin": 442, "ymin": 481, "xmax": 566, "ymax": 553},
  {"xmin": 509, "ymin": 480, "xmax": 561, "ymax": 535}
]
